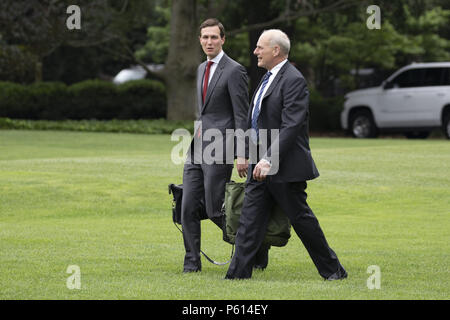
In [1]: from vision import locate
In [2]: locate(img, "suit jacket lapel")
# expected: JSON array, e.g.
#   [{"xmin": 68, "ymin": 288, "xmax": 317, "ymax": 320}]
[
  {"xmin": 201, "ymin": 54, "xmax": 228, "ymax": 114},
  {"xmin": 248, "ymin": 61, "xmax": 290, "ymax": 126},
  {"xmin": 197, "ymin": 61, "xmax": 206, "ymax": 115},
  {"xmin": 262, "ymin": 61, "xmax": 289, "ymax": 100},
  {"xmin": 248, "ymin": 79, "xmax": 262, "ymax": 127}
]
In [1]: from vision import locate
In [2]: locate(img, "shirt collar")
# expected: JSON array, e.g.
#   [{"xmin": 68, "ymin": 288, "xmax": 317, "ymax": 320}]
[
  {"xmin": 268, "ymin": 59, "xmax": 288, "ymax": 77},
  {"xmin": 207, "ymin": 50, "xmax": 224, "ymax": 64}
]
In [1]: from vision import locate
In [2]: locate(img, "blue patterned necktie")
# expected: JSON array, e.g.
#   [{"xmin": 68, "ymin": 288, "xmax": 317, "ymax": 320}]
[{"xmin": 251, "ymin": 71, "xmax": 272, "ymax": 143}]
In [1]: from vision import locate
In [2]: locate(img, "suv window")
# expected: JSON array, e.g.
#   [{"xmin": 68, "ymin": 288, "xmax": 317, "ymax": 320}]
[
  {"xmin": 442, "ymin": 68, "xmax": 450, "ymax": 86},
  {"xmin": 423, "ymin": 68, "xmax": 446, "ymax": 86},
  {"xmin": 391, "ymin": 69, "xmax": 424, "ymax": 88},
  {"xmin": 391, "ymin": 67, "xmax": 450, "ymax": 88}
]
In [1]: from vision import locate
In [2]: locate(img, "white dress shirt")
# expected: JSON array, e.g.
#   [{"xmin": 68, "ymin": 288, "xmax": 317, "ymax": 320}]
[
  {"xmin": 203, "ymin": 50, "xmax": 224, "ymax": 86},
  {"xmin": 251, "ymin": 59, "xmax": 288, "ymax": 118}
]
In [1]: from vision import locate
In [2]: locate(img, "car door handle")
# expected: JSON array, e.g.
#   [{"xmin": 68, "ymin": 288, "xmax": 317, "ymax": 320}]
[
  {"xmin": 437, "ymin": 93, "xmax": 445, "ymax": 97},
  {"xmin": 404, "ymin": 95, "xmax": 412, "ymax": 98}
]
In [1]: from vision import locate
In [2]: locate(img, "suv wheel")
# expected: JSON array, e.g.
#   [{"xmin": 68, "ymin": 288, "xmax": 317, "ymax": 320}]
[
  {"xmin": 443, "ymin": 113, "xmax": 450, "ymax": 139},
  {"xmin": 404, "ymin": 131, "xmax": 430, "ymax": 139},
  {"xmin": 349, "ymin": 110, "xmax": 378, "ymax": 138}
]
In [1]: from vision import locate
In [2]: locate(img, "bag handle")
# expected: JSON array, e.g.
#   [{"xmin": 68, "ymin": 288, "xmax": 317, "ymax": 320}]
[{"xmin": 173, "ymin": 221, "xmax": 234, "ymax": 266}]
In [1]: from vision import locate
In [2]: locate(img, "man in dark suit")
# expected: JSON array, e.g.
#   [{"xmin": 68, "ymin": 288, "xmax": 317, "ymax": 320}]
[
  {"xmin": 180, "ymin": 18, "xmax": 252, "ymax": 273},
  {"xmin": 225, "ymin": 29, "xmax": 347, "ymax": 280}
]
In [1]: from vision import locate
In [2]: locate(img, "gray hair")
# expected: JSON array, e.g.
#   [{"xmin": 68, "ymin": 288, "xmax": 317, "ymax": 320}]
[{"xmin": 262, "ymin": 29, "xmax": 291, "ymax": 56}]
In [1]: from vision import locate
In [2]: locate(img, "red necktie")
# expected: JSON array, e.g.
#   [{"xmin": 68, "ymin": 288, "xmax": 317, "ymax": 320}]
[
  {"xmin": 197, "ymin": 61, "xmax": 213, "ymax": 138},
  {"xmin": 202, "ymin": 61, "xmax": 214, "ymax": 103}
]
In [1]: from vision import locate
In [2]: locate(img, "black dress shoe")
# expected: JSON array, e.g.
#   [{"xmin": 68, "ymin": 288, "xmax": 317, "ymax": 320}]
[
  {"xmin": 224, "ymin": 274, "xmax": 249, "ymax": 280},
  {"xmin": 183, "ymin": 268, "xmax": 201, "ymax": 273},
  {"xmin": 324, "ymin": 267, "xmax": 348, "ymax": 281}
]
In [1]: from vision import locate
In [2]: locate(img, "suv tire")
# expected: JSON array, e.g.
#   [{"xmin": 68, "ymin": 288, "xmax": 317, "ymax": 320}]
[
  {"xmin": 349, "ymin": 110, "xmax": 378, "ymax": 138},
  {"xmin": 443, "ymin": 113, "xmax": 450, "ymax": 139}
]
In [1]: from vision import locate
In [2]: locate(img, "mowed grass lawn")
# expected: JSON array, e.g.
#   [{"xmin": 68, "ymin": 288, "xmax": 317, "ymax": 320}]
[{"xmin": 0, "ymin": 130, "xmax": 449, "ymax": 300}]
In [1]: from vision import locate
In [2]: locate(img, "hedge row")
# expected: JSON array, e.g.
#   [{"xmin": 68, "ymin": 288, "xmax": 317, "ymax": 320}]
[
  {"xmin": 0, "ymin": 79, "xmax": 343, "ymax": 131},
  {"xmin": 0, "ymin": 79, "xmax": 166, "ymax": 120},
  {"xmin": 0, "ymin": 118, "xmax": 194, "ymax": 135}
]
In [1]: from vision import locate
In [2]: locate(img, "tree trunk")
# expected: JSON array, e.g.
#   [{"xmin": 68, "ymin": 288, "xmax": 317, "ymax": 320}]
[
  {"xmin": 165, "ymin": 71, "xmax": 199, "ymax": 120},
  {"xmin": 164, "ymin": 0, "xmax": 201, "ymax": 121},
  {"xmin": 34, "ymin": 59, "xmax": 43, "ymax": 82}
]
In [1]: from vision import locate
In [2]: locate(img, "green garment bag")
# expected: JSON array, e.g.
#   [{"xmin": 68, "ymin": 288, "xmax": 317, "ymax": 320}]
[{"xmin": 223, "ymin": 181, "xmax": 291, "ymax": 247}]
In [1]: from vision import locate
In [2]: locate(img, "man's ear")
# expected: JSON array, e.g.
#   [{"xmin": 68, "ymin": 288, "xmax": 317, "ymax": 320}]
[{"xmin": 273, "ymin": 45, "xmax": 280, "ymax": 57}]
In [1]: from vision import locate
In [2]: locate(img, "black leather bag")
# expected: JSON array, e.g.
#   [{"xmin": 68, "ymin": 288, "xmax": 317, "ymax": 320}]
[
  {"xmin": 168, "ymin": 183, "xmax": 232, "ymax": 265},
  {"xmin": 168, "ymin": 183, "xmax": 208, "ymax": 224}
]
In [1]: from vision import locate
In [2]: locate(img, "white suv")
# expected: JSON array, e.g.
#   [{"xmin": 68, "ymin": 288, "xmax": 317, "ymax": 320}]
[{"xmin": 341, "ymin": 62, "xmax": 450, "ymax": 139}]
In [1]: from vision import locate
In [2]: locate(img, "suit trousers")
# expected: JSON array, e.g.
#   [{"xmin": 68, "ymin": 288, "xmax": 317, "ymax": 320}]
[
  {"xmin": 226, "ymin": 174, "xmax": 342, "ymax": 279},
  {"xmin": 181, "ymin": 162, "xmax": 233, "ymax": 271}
]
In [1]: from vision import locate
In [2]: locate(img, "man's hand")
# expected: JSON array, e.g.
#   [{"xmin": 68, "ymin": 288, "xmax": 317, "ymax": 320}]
[
  {"xmin": 253, "ymin": 159, "xmax": 271, "ymax": 181},
  {"xmin": 236, "ymin": 157, "xmax": 249, "ymax": 178}
]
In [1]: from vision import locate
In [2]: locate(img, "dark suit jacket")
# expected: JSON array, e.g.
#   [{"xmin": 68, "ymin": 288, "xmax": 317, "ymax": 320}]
[
  {"xmin": 249, "ymin": 61, "xmax": 319, "ymax": 182},
  {"xmin": 189, "ymin": 53, "xmax": 249, "ymax": 164}
]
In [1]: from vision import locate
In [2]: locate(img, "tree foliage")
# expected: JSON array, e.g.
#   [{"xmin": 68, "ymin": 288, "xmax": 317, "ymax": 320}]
[
  {"xmin": 135, "ymin": 4, "xmax": 170, "ymax": 64},
  {"xmin": 0, "ymin": 0, "xmax": 155, "ymax": 83},
  {"xmin": 289, "ymin": 1, "xmax": 450, "ymax": 93},
  {"xmin": 1, "ymin": 0, "xmax": 449, "ymax": 120}
]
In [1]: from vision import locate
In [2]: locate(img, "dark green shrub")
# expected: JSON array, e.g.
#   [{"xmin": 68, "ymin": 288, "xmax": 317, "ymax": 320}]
[
  {"xmin": 116, "ymin": 80, "xmax": 166, "ymax": 119},
  {"xmin": 309, "ymin": 88, "xmax": 344, "ymax": 131},
  {"xmin": 0, "ymin": 79, "xmax": 344, "ymax": 132},
  {"xmin": 0, "ymin": 118, "xmax": 194, "ymax": 135},
  {"xmin": 68, "ymin": 80, "xmax": 118, "ymax": 120},
  {"xmin": 0, "ymin": 79, "xmax": 167, "ymax": 120},
  {"xmin": 30, "ymin": 82, "xmax": 69, "ymax": 120},
  {"xmin": 0, "ymin": 81, "xmax": 34, "ymax": 118}
]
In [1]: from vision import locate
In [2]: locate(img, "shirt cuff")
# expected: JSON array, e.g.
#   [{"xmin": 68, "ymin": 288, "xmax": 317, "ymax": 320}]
[{"xmin": 260, "ymin": 158, "xmax": 271, "ymax": 166}]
